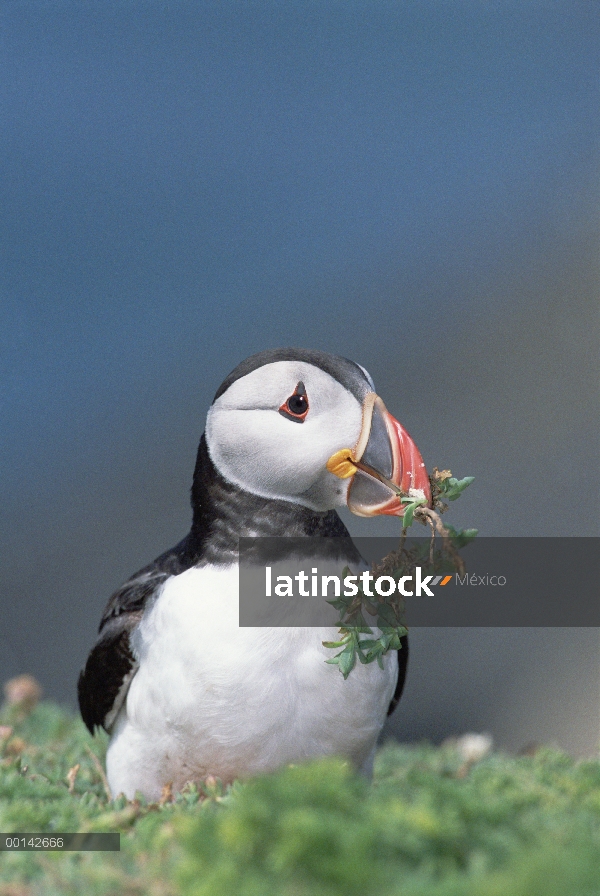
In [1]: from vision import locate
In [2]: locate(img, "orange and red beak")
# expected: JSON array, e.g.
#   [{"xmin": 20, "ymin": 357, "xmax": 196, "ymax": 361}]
[{"xmin": 326, "ymin": 393, "xmax": 431, "ymax": 517}]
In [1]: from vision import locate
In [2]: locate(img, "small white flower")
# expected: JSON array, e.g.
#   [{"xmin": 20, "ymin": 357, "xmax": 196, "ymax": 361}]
[{"xmin": 455, "ymin": 733, "xmax": 493, "ymax": 763}]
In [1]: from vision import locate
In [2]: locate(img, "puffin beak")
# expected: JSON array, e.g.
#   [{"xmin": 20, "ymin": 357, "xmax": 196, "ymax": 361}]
[{"xmin": 327, "ymin": 393, "xmax": 431, "ymax": 517}]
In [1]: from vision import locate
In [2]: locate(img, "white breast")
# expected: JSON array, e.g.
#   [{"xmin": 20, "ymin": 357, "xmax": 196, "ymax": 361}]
[{"xmin": 106, "ymin": 564, "xmax": 398, "ymax": 800}]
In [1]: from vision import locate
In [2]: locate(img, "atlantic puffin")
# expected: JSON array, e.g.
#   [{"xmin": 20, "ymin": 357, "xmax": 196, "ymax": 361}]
[{"xmin": 78, "ymin": 348, "xmax": 430, "ymax": 800}]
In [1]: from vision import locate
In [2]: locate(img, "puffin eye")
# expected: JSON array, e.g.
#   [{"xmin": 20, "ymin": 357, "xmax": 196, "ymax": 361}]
[
  {"xmin": 279, "ymin": 382, "xmax": 309, "ymax": 423},
  {"xmin": 287, "ymin": 393, "xmax": 308, "ymax": 415}
]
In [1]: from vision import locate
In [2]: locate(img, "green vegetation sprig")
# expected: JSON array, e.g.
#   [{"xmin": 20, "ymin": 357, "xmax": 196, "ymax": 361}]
[{"xmin": 324, "ymin": 468, "xmax": 477, "ymax": 678}]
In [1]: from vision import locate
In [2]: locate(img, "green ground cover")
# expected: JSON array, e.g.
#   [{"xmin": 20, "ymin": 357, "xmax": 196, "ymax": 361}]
[{"xmin": 0, "ymin": 698, "xmax": 599, "ymax": 896}]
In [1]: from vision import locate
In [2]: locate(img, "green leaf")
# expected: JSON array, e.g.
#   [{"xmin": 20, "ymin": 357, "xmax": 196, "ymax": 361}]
[
  {"xmin": 454, "ymin": 527, "xmax": 478, "ymax": 546},
  {"xmin": 400, "ymin": 495, "xmax": 427, "ymax": 529},
  {"xmin": 445, "ymin": 524, "xmax": 478, "ymax": 548},
  {"xmin": 376, "ymin": 603, "xmax": 400, "ymax": 627},
  {"xmin": 378, "ymin": 630, "xmax": 393, "ymax": 649},
  {"xmin": 326, "ymin": 597, "xmax": 351, "ymax": 612},
  {"xmin": 338, "ymin": 646, "xmax": 357, "ymax": 679},
  {"xmin": 343, "ymin": 611, "xmax": 371, "ymax": 631},
  {"xmin": 357, "ymin": 639, "xmax": 378, "ymax": 650},
  {"xmin": 444, "ymin": 475, "xmax": 475, "ymax": 500},
  {"xmin": 402, "ymin": 502, "xmax": 416, "ymax": 529}
]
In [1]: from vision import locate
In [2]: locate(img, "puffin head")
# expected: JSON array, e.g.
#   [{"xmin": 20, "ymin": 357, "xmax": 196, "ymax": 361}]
[{"xmin": 206, "ymin": 348, "xmax": 430, "ymax": 517}]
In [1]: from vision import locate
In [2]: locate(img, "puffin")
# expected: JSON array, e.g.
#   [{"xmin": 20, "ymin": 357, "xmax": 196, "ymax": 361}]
[{"xmin": 78, "ymin": 348, "xmax": 430, "ymax": 800}]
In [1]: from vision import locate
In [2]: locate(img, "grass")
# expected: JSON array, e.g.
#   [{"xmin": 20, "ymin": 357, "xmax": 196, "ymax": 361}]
[{"xmin": 0, "ymin": 697, "xmax": 599, "ymax": 895}]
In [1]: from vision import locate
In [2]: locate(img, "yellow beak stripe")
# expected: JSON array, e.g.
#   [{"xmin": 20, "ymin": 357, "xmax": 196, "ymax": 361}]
[{"xmin": 326, "ymin": 448, "xmax": 358, "ymax": 479}]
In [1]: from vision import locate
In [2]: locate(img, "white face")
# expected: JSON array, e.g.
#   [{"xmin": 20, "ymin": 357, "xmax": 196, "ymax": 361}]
[{"xmin": 206, "ymin": 360, "xmax": 368, "ymax": 511}]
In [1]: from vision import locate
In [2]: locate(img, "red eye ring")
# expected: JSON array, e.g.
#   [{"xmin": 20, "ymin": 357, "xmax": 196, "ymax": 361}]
[{"xmin": 279, "ymin": 383, "xmax": 309, "ymax": 423}]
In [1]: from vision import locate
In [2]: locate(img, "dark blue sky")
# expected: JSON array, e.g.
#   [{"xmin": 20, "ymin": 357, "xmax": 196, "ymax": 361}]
[{"xmin": 1, "ymin": 2, "xmax": 598, "ymax": 749}]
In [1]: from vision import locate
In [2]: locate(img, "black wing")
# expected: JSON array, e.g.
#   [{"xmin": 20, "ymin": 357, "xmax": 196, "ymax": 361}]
[
  {"xmin": 387, "ymin": 636, "xmax": 409, "ymax": 716},
  {"xmin": 78, "ymin": 535, "xmax": 200, "ymax": 734}
]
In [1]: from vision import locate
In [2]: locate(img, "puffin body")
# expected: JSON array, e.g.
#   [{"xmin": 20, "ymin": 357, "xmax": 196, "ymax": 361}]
[{"xmin": 78, "ymin": 349, "xmax": 429, "ymax": 800}]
